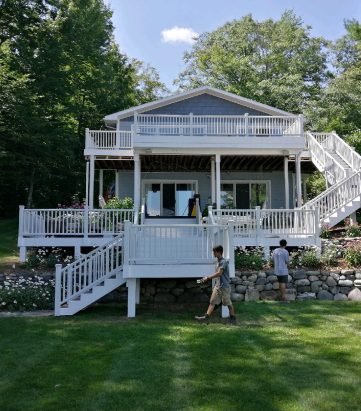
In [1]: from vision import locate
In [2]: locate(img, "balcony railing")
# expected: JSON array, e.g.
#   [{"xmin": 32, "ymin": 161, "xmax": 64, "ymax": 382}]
[{"xmin": 85, "ymin": 114, "xmax": 303, "ymax": 150}]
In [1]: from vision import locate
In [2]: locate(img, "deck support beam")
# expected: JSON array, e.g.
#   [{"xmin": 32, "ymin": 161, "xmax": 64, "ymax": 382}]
[
  {"xmin": 127, "ymin": 278, "xmax": 137, "ymax": 317},
  {"xmin": 211, "ymin": 157, "xmax": 216, "ymax": 205},
  {"xmin": 136, "ymin": 278, "xmax": 140, "ymax": 304},
  {"xmin": 215, "ymin": 154, "xmax": 221, "ymax": 208},
  {"xmin": 99, "ymin": 169, "xmax": 104, "ymax": 199},
  {"xmin": 134, "ymin": 153, "xmax": 141, "ymax": 210},
  {"xmin": 85, "ymin": 160, "xmax": 89, "ymax": 207},
  {"xmin": 19, "ymin": 247, "xmax": 27, "ymax": 262},
  {"xmin": 115, "ymin": 170, "xmax": 120, "ymax": 197},
  {"xmin": 284, "ymin": 156, "xmax": 289, "ymax": 209},
  {"xmin": 89, "ymin": 155, "xmax": 95, "ymax": 209},
  {"xmin": 295, "ymin": 153, "xmax": 302, "ymax": 207}
]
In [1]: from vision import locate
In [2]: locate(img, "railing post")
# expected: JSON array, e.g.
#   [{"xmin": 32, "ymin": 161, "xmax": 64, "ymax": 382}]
[
  {"xmin": 123, "ymin": 220, "xmax": 131, "ymax": 275},
  {"xmin": 54, "ymin": 264, "xmax": 62, "ymax": 316},
  {"xmin": 83, "ymin": 206, "xmax": 89, "ymax": 239},
  {"xmin": 314, "ymin": 207, "xmax": 320, "ymax": 238},
  {"xmin": 19, "ymin": 205, "xmax": 24, "ymax": 239},
  {"xmin": 116, "ymin": 130, "xmax": 120, "ymax": 148},
  {"xmin": 85, "ymin": 128, "xmax": 91, "ymax": 148},
  {"xmin": 245, "ymin": 113, "xmax": 249, "ymax": 137},
  {"xmin": 255, "ymin": 206, "xmax": 261, "ymax": 246},
  {"xmin": 189, "ymin": 112, "xmax": 193, "ymax": 136},
  {"xmin": 228, "ymin": 223, "xmax": 235, "ymax": 277},
  {"xmin": 134, "ymin": 111, "xmax": 138, "ymax": 135}
]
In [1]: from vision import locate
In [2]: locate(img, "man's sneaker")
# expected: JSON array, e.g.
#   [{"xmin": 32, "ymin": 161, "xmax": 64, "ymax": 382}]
[
  {"xmin": 195, "ymin": 314, "xmax": 209, "ymax": 323},
  {"xmin": 229, "ymin": 315, "xmax": 237, "ymax": 325}
]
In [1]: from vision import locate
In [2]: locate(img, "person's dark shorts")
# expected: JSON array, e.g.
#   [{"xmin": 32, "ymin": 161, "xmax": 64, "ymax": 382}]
[{"xmin": 277, "ymin": 275, "xmax": 288, "ymax": 284}]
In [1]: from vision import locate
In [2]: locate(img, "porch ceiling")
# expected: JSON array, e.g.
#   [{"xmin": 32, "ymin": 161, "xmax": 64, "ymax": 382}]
[{"xmin": 95, "ymin": 155, "xmax": 316, "ymax": 173}]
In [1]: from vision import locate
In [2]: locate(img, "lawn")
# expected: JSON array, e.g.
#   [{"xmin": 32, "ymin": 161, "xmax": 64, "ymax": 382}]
[
  {"xmin": 0, "ymin": 219, "xmax": 18, "ymax": 269},
  {"xmin": 1, "ymin": 302, "xmax": 361, "ymax": 411}
]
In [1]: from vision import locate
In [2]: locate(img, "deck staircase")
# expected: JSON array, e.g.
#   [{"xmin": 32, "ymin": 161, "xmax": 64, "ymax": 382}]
[{"xmin": 303, "ymin": 132, "xmax": 361, "ymax": 226}]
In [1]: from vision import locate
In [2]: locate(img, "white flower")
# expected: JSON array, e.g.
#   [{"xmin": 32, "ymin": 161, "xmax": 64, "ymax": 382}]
[{"xmin": 13, "ymin": 300, "xmax": 17, "ymax": 304}]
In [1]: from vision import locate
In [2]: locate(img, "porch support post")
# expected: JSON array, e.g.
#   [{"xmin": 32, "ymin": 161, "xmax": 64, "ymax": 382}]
[
  {"xmin": 215, "ymin": 154, "xmax": 221, "ymax": 209},
  {"xmin": 85, "ymin": 160, "xmax": 90, "ymax": 206},
  {"xmin": 350, "ymin": 211, "xmax": 357, "ymax": 225},
  {"xmin": 135, "ymin": 278, "xmax": 140, "ymax": 304},
  {"xmin": 115, "ymin": 170, "xmax": 120, "ymax": 197},
  {"xmin": 302, "ymin": 178, "xmax": 307, "ymax": 205},
  {"xmin": 211, "ymin": 157, "xmax": 216, "ymax": 205},
  {"xmin": 134, "ymin": 153, "xmax": 141, "ymax": 210},
  {"xmin": 295, "ymin": 152, "xmax": 302, "ymax": 207},
  {"xmin": 127, "ymin": 278, "xmax": 137, "ymax": 317},
  {"xmin": 284, "ymin": 155, "xmax": 290, "ymax": 209},
  {"xmin": 99, "ymin": 169, "xmax": 104, "ymax": 198},
  {"xmin": 89, "ymin": 155, "xmax": 95, "ymax": 209}
]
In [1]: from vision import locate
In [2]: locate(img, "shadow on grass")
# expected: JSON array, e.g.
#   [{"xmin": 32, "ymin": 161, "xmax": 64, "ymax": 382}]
[{"xmin": 0, "ymin": 301, "xmax": 361, "ymax": 411}]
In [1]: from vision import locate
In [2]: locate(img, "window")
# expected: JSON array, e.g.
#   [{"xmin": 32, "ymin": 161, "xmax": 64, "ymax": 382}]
[{"xmin": 220, "ymin": 181, "xmax": 270, "ymax": 209}]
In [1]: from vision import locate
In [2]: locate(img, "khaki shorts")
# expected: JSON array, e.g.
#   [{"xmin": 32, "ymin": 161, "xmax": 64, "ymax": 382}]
[{"xmin": 210, "ymin": 286, "xmax": 232, "ymax": 306}]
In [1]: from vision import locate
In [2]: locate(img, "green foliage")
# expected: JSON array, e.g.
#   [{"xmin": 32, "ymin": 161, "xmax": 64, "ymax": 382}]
[
  {"xmin": 345, "ymin": 132, "xmax": 361, "ymax": 155},
  {"xmin": 306, "ymin": 171, "xmax": 327, "ymax": 201},
  {"xmin": 235, "ymin": 247, "xmax": 264, "ymax": 270},
  {"xmin": 320, "ymin": 244, "xmax": 342, "ymax": 267},
  {"xmin": 24, "ymin": 247, "xmax": 73, "ymax": 269},
  {"xmin": 345, "ymin": 224, "xmax": 361, "ymax": 238},
  {"xmin": 345, "ymin": 241, "xmax": 361, "ymax": 267},
  {"xmin": 290, "ymin": 246, "xmax": 321, "ymax": 269},
  {"xmin": 0, "ymin": 275, "xmax": 54, "ymax": 310},
  {"xmin": 104, "ymin": 196, "xmax": 134, "ymax": 209},
  {"xmin": 320, "ymin": 223, "xmax": 332, "ymax": 239},
  {"xmin": 176, "ymin": 11, "xmax": 330, "ymax": 113}
]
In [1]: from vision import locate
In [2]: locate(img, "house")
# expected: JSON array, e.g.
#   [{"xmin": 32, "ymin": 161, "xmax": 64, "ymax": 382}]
[{"xmin": 18, "ymin": 87, "xmax": 361, "ymax": 317}]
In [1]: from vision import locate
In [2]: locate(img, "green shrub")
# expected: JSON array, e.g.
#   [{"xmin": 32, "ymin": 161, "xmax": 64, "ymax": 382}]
[
  {"xmin": 0, "ymin": 276, "xmax": 54, "ymax": 311},
  {"xmin": 345, "ymin": 224, "xmax": 361, "ymax": 238},
  {"xmin": 321, "ymin": 244, "xmax": 342, "ymax": 267},
  {"xmin": 235, "ymin": 247, "xmax": 264, "ymax": 270},
  {"xmin": 290, "ymin": 246, "xmax": 321, "ymax": 269},
  {"xmin": 345, "ymin": 241, "xmax": 361, "ymax": 267},
  {"xmin": 320, "ymin": 223, "xmax": 331, "ymax": 239},
  {"xmin": 24, "ymin": 247, "xmax": 73, "ymax": 270},
  {"xmin": 104, "ymin": 196, "xmax": 134, "ymax": 209}
]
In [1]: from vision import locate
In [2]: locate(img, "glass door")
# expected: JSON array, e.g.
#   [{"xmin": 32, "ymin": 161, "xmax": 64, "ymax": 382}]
[
  {"xmin": 220, "ymin": 181, "xmax": 270, "ymax": 209},
  {"xmin": 144, "ymin": 183, "xmax": 161, "ymax": 216},
  {"xmin": 176, "ymin": 183, "xmax": 196, "ymax": 216}
]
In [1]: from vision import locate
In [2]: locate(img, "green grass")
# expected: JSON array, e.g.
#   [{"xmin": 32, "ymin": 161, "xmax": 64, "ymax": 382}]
[
  {"xmin": 1, "ymin": 302, "xmax": 361, "ymax": 411},
  {"xmin": 0, "ymin": 219, "xmax": 18, "ymax": 267}
]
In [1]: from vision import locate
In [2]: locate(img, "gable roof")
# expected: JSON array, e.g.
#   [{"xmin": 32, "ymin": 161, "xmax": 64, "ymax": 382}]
[{"xmin": 104, "ymin": 86, "xmax": 293, "ymax": 124}]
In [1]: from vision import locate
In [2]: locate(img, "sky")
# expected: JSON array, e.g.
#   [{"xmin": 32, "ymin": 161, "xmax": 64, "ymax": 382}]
[{"xmin": 106, "ymin": 0, "xmax": 361, "ymax": 90}]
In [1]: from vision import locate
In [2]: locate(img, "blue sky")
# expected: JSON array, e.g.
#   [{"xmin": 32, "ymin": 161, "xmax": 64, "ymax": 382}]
[{"xmin": 106, "ymin": 0, "xmax": 361, "ymax": 90}]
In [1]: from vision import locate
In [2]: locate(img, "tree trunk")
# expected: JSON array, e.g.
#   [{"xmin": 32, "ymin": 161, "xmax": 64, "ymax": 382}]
[{"xmin": 26, "ymin": 167, "xmax": 35, "ymax": 208}]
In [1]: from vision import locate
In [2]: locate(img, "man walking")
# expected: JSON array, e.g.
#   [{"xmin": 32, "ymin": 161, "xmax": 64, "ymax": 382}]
[
  {"xmin": 272, "ymin": 239, "xmax": 290, "ymax": 302},
  {"xmin": 195, "ymin": 245, "xmax": 236, "ymax": 324}
]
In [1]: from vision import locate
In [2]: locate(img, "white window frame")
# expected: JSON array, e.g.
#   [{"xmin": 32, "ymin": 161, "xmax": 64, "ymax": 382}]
[{"xmin": 220, "ymin": 180, "xmax": 272, "ymax": 209}]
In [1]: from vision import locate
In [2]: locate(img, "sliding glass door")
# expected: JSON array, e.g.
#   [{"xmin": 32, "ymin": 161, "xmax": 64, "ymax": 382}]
[{"xmin": 221, "ymin": 181, "xmax": 270, "ymax": 209}]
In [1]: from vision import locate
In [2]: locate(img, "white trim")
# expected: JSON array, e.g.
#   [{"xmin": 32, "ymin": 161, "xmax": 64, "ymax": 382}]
[
  {"xmin": 104, "ymin": 86, "xmax": 293, "ymax": 123},
  {"xmin": 220, "ymin": 180, "xmax": 272, "ymax": 208}
]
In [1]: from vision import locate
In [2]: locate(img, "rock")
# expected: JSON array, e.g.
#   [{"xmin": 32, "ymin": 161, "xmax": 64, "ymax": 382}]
[
  {"xmin": 321, "ymin": 284, "xmax": 329, "ymax": 290},
  {"xmin": 308, "ymin": 275, "xmax": 320, "ymax": 282},
  {"xmin": 158, "ymin": 280, "xmax": 177, "ymax": 289},
  {"xmin": 266, "ymin": 275, "xmax": 278, "ymax": 283},
  {"xmin": 348, "ymin": 288, "xmax": 361, "ymax": 301},
  {"xmin": 329, "ymin": 286, "xmax": 339, "ymax": 295},
  {"xmin": 340, "ymin": 286, "xmax": 352, "ymax": 294},
  {"xmin": 258, "ymin": 272, "xmax": 267, "ymax": 278},
  {"xmin": 245, "ymin": 289, "xmax": 260, "ymax": 302},
  {"xmin": 171, "ymin": 288, "xmax": 184, "ymax": 297},
  {"xmin": 185, "ymin": 281, "xmax": 198, "ymax": 289},
  {"xmin": 297, "ymin": 286, "xmax": 311, "ymax": 293},
  {"xmin": 260, "ymin": 290, "xmax": 278, "ymax": 301},
  {"xmin": 236, "ymin": 285, "xmax": 247, "ymax": 293},
  {"xmin": 248, "ymin": 275, "xmax": 258, "ymax": 283},
  {"xmin": 317, "ymin": 290, "xmax": 333, "ymax": 300},
  {"xmin": 285, "ymin": 289, "xmax": 297, "ymax": 301},
  {"xmin": 256, "ymin": 278, "xmax": 266, "ymax": 285},
  {"xmin": 293, "ymin": 270, "xmax": 306, "ymax": 280},
  {"xmin": 231, "ymin": 277, "xmax": 243, "ymax": 285},
  {"xmin": 310, "ymin": 280, "xmax": 323, "ymax": 292},
  {"xmin": 231, "ymin": 293, "xmax": 245, "ymax": 302},
  {"xmin": 354, "ymin": 280, "xmax": 361, "ymax": 287},
  {"xmin": 255, "ymin": 285, "xmax": 265, "ymax": 292},
  {"xmin": 297, "ymin": 292, "xmax": 316, "ymax": 300},
  {"xmin": 339, "ymin": 280, "xmax": 353, "ymax": 287},
  {"xmin": 306, "ymin": 271, "xmax": 320, "ymax": 277},
  {"xmin": 272, "ymin": 282, "xmax": 280, "ymax": 290},
  {"xmin": 355, "ymin": 273, "xmax": 361, "ymax": 279},
  {"xmin": 334, "ymin": 293, "xmax": 348, "ymax": 301},
  {"xmin": 339, "ymin": 275, "xmax": 346, "ymax": 280},
  {"xmin": 265, "ymin": 270, "xmax": 275, "ymax": 276},
  {"xmin": 264, "ymin": 283, "xmax": 273, "ymax": 291},
  {"xmin": 154, "ymin": 293, "xmax": 176, "ymax": 303},
  {"xmin": 330, "ymin": 272, "xmax": 340, "ymax": 281},
  {"xmin": 341, "ymin": 269, "xmax": 354, "ymax": 275},
  {"xmin": 294, "ymin": 279, "xmax": 310, "ymax": 286},
  {"xmin": 326, "ymin": 277, "xmax": 337, "ymax": 287}
]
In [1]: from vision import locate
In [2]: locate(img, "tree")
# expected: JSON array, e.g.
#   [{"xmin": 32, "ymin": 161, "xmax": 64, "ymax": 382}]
[{"xmin": 175, "ymin": 11, "xmax": 330, "ymax": 114}]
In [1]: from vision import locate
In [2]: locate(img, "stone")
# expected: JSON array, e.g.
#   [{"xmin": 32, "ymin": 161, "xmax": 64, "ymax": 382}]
[
  {"xmin": 340, "ymin": 287, "xmax": 352, "ymax": 294},
  {"xmin": 294, "ymin": 279, "xmax": 310, "ymax": 286},
  {"xmin": 339, "ymin": 280, "xmax": 353, "ymax": 287},
  {"xmin": 317, "ymin": 290, "xmax": 333, "ymax": 300},
  {"xmin": 355, "ymin": 273, "xmax": 361, "ymax": 279},
  {"xmin": 354, "ymin": 280, "xmax": 361, "ymax": 287},
  {"xmin": 260, "ymin": 290, "xmax": 278, "ymax": 301},
  {"xmin": 321, "ymin": 284, "xmax": 329, "ymax": 290},
  {"xmin": 231, "ymin": 293, "xmax": 245, "ymax": 302},
  {"xmin": 297, "ymin": 292, "xmax": 316, "ymax": 300},
  {"xmin": 306, "ymin": 271, "xmax": 320, "ymax": 277},
  {"xmin": 264, "ymin": 283, "xmax": 273, "ymax": 291},
  {"xmin": 330, "ymin": 272, "xmax": 340, "ymax": 281},
  {"xmin": 236, "ymin": 285, "xmax": 247, "ymax": 293},
  {"xmin": 248, "ymin": 275, "xmax": 258, "ymax": 283},
  {"xmin": 311, "ymin": 281, "xmax": 323, "ymax": 292},
  {"xmin": 245, "ymin": 289, "xmax": 260, "ymax": 302},
  {"xmin": 308, "ymin": 275, "xmax": 320, "ymax": 282},
  {"xmin": 145, "ymin": 285, "xmax": 156, "ymax": 295},
  {"xmin": 266, "ymin": 275, "xmax": 278, "ymax": 283},
  {"xmin": 171, "ymin": 288, "xmax": 184, "ymax": 297},
  {"xmin": 339, "ymin": 275, "xmax": 346, "ymax": 280},
  {"xmin": 185, "ymin": 281, "xmax": 198, "ymax": 289},
  {"xmin": 297, "ymin": 286, "xmax": 311, "ymax": 293},
  {"xmin": 255, "ymin": 285, "xmax": 265, "ymax": 292},
  {"xmin": 334, "ymin": 293, "xmax": 348, "ymax": 301},
  {"xmin": 242, "ymin": 281, "xmax": 251, "ymax": 286},
  {"xmin": 265, "ymin": 270, "xmax": 275, "ymax": 276},
  {"xmin": 256, "ymin": 278, "xmax": 266, "ymax": 286},
  {"xmin": 158, "ymin": 280, "xmax": 177, "ymax": 289},
  {"xmin": 341, "ymin": 269, "xmax": 354, "ymax": 275},
  {"xmin": 154, "ymin": 293, "xmax": 176, "ymax": 303},
  {"xmin": 258, "ymin": 272, "xmax": 267, "ymax": 278},
  {"xmin": 293, "ymin": 270, "xmax": 306, "ymax": 280},
  {"xmin": 231, "ymin": 277, "xmax": 243, "ymax": 285},
  {"xmin": 272, "ymin": 282, "xmax": 280, "ymax": 290},
  {"xmin": 348, "ymin": 288, "xmax": 361, "ymax": 301},
  {"xmin": 326, "ymin": 277, "xmax": 337, "ymax": 287},
  {"xmin": 329, "ymin": 286, "xmax": 339, "ymax": 295},
  {"xmin": 285, "ymin": 289, "xmax": 297, "ymax": 301}
]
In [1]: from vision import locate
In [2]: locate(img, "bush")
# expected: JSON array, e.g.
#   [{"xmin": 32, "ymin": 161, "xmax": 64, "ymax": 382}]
[
  {"xmin": 290, "ymin": 246, "xmax": 321, "ymax": 269},
  {"xmin": 0, "ymin": 276, "xmax": 54, "ymax": 311},
  {"xmin": 321, "ymin": 244, "xmax": 342, "ymax": 267},
  {"xmin": 235, "ymin": 247, "xmax": 264, "ymax": 270},
  {"xmin": 104, "ymin": 196, "xmax": 134, "ymax": 209},
  {"xmin": 24, "ymin": 247, "xmax": 73, "ymax": 269},
  {"xmin": 345, "ymin": 224, "xmax": 361, "ymax": 238},
  {"xmin": 345, "ymin": 241, "xmax": 361, "ymax": 267},
  {"xmin": 320, "ymin": 223, "xmax": 331, "ymax": 239}
]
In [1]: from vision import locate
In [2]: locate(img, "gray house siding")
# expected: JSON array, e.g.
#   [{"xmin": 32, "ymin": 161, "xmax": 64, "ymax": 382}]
[
  {"xmin": 118, "ymin": 93, "xmax": 269, "ymax": 131},
  {"xmin": 116, "ymin": 170, "xmax": 292, "ymax": 209}
]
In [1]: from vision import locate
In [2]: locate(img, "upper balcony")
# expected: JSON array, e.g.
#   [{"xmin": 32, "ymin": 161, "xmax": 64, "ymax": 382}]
[{"xmin": 84, "ymin": 113, "xmax": 305, "ymax": 156}]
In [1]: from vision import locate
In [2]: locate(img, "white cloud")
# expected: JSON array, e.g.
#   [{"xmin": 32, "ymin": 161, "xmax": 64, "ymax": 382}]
[{"xmin": 161, "ymin": 26, "xmax": 199, "ymax": 44}]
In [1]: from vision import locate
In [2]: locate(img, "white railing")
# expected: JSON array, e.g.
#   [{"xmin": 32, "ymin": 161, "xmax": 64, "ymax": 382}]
[
  {"xmin": 306, "ymin": 133, "xmax": 347, "ymax": 184},
  {"xmin": 302, "ymin": 170, "xmax": 361, "ymax": 220},
  {"xmin": 55, "ymin": 235, "xmax": 123, "ymax": 313},
  {"xmin": 211, "ymin": 208, "xmax": 318, "ymax": 237},
  {"xmin": 19, "ymin": 206, "xmax": 136, "ymax": 237},
  {"xmin": 123, "ymin": 222, "xmax": 234, "ymax": 265},
  {"xmin": 86, "ymin": 129, "xmax": 132, "ymax": 149},
  {"xmin": 135, "ymin": 114, "xmax": 303, "ymax": 137}
]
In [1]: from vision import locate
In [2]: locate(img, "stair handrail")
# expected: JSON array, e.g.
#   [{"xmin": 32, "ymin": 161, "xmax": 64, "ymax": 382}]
[
  {"xmin": 306, "ymin": 132, "xmax": 348, "ymax": 183},
  {"xmin": 55, "ymin": 233, "xmax": 124, "ymax": 314},
  {"xmin": 330, "ymin": 132, "xmax": 361, "ymax": 172}
]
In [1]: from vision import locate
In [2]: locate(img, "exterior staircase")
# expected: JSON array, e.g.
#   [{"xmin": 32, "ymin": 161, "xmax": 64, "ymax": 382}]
[{"xmin": 303, "ymin": 132, "xmax": 361, "ymax": 227}]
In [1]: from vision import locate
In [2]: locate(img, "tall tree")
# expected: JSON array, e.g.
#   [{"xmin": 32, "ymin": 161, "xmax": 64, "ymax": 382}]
[{"xmin": 175, "ymin": 11, "xmax": 330, "ymax": 114}]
